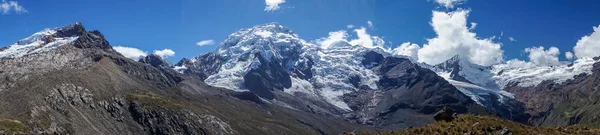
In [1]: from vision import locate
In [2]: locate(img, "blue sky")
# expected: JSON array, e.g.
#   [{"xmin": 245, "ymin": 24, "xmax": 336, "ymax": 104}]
[{"xmin": 1, "ymin": 0, "xmax": 600, "ymax": 65}]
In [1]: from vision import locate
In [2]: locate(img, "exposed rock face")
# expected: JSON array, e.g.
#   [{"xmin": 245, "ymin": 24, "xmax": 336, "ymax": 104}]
[
  {"xmin": 433, "ymin": 107, "xmax": 455, "ymax": 122},
  {"xmin": 174, "ymin": 53, "xmax": 223, "ymax": 80},
  {"xmin": 129, "ymin": 102, "xmax": 235, "ymax": 135},
  {"xmin": 139, "ymin": 54, "xmax": 183, "ymax": 83},
  {"xmin": 45, "ymin": 84, "xmax": 95, "ymax": 114},
  {"xmin": 139, "ymin": 54, "xmax": 169, "ymax": 67},
  {"xmin": 243, "ymin": 53, "xmax": 292, "ymax": 100}
]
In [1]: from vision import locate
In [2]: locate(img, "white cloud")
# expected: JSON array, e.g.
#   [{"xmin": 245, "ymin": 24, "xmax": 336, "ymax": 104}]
[
  {"xmin": 113, "ymin": 46, "xmax": 148, "ymax": 60},
  {"xmin": 367, "ymin": 20, "xmax": 374, "ymax": 28},
  {"xmin": 316, "ymin": 26, "xmax": 385, "ymax": 49},
  {"xmin": 1, "ymin": 0, "xmax": 27, "ymax": 14},
  {"xmin": 509, "ymin": 37, "xmax": 517, "ymax": 42},
  {"xmin": 573, "ymin": 25, "xmax": 600, "ymax": 58},
  {"xmin": 316, "ymin": 30, "xmax": 348, "ymax": 49},
  {"xmin": 153, "ymin": 49, "xmax": 175, "ymax": 58},
  {"xmin": 418, "ymin": 10, "xmax": 503, "ymax": 66},
  {"xmin": 468, "ymin": 22, "xmax": 477, "ymax": 30},
  {"xmin": 196, "ymin": 39, "xmax": 216, "ymax": 46},
  {"xmin": 392, "ymin": 42, "xmax": 420, "ymax": 59},
  {"xmin": 349, "ymin": 27, "xmax": 385, "ymax": 48},
  {"xmin": 434, "ymin": 0, "xmax": 465, "ymax": 8},
  {"xmin": 524, "ymin": 46, "xmax": 561, "ymax": 66},
  {"xmin": 346, "ymin": 25, "xmax": 355, "ymax": 29},
  {"xmin": 566, "ymin": 51, "xmax": 574, "ymax": 60},
  {"xmin": 264, "ymin": 0, "xmax": 285, "ymax": 11}
]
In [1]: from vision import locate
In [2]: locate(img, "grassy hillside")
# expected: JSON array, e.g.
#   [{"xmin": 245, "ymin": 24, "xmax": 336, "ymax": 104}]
[{"xmin": 346, "ymin": 114, "xmax": 600, "ymax": 135}]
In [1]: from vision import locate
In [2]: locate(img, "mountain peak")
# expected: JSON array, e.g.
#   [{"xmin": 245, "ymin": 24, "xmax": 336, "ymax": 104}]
[
  {"xmin": 139, "ymin": 54, "xmax": 169, "ymax": 67},
  {"xmin": 215, "ymin": 22, "xmax": 308, "ymax": 59},
  {"xmin": 54, "ymin": 22, "xmax": 87, "ymax": 38},
  {"xmin": 228, "ymin": 22, "xmax": 297, "ymax": 40},
  {"xmin": 250, "ymin": 22, "xmax": 291, "ymax": 33},
  {"xmin": 0, "ymin": 22, "xmax": 112, "ymax": 59}
]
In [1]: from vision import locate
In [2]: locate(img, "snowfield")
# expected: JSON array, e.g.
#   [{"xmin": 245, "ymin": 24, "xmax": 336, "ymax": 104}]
[{"xmin": 0, "ymin": 28, "xmax": 79, "ymax": 59}]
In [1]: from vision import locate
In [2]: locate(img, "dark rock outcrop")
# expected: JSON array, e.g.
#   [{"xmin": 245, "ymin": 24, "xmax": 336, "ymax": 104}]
[
  {"xmin": 174, "ymin": 53, "xmax": 223, "ymax": 80},
  {"xmin": 243, "ymin": 53, "xmax": 292, "ymax": 100},
  {"xmin": 138, "ymin": 54, "xmax": 170, "ymax": 67},
  {"xmin": 361, "ymin": 51, "xmax": 384, "ymax": 68},
  {"xmin": 433, "ymin": 107, "xmax": 456, "ymax": 122},
  {"xmin": 138, "ymin": 54, "xmax": 183, "ymax": 84},
  {"xmin": 52, "ymin": 22, "xmax": 113, "ymax": 51}
]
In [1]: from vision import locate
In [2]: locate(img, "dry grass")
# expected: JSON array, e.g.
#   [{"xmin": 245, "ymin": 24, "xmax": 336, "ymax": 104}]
[
  {"xmin": 0, "ymin": 118, "xmax": 27, "ymax": 133},
  {"xmin": 345, "ymin": 114, "xmax": 600, "ymax": 135}
]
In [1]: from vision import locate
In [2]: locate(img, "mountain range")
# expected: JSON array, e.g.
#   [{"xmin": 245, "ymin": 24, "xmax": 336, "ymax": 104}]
[{"xmin": 1, "ymin": 22, "xmax": 600, "ymax": 134}]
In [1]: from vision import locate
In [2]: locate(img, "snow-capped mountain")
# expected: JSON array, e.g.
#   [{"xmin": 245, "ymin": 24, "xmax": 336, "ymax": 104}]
[
  {"xmin": 431, "ymin": 54, "xmax": 600, "ymax": 105},
  {"xmin": 431, "ymin": 55, "xmax": 513, "ymax": 106},
  {"xmin": 177, "ymin": 23, "xmax": 395, "ymax": 110},
  {"xmin": 429, "ymin": 53, "xmax": 600, "ymax": 124},
  {"xmin": 0, "ymin": 23, "xmax": 81, "ymax": 59},
  {"xmin": 175, "ymin": 23, "xmax": 490, "ymax": 128}
]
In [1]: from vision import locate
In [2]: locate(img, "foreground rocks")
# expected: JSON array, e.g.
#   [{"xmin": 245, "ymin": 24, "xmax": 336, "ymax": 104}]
[{"xmin": 433, "ymin": 107, "xmax": 456, "ymax": 122}]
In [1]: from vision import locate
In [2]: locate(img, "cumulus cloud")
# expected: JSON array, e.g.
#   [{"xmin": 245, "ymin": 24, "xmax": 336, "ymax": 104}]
[
  {"xmin": 509, "ymin": 37, "xmax": 517, "ymax": 42},
  {"xmin": 316, "ymin": 30, "xmax": 348, "ymax": 49},
  {"xmin": 113, "ymin": 46, "xmax": 148, "ymax": 60},
  {"xmin": 503, "ymin": 59, "xmax": 537, "ymax": 69},
  {"xmin": 264, "ymin": 0, "xmax": 285, "ymax": 11},
  {"xmin": 392, "ymin": 42, "xmax": 420, "ymax": 59},
  {"xmin": 418, "ymin": 10, "xmax": 503, "ymax": 66},
  {"xmin": 367, "ymin": 20, "xmax": 374, "ymax": 28},
  {"xmin": 346, "ymin": 25, "xmax": 355, "ymax": 29},
  {"xmin": 469, "ymin": 22, "xmax": 477, "ymax": 30},
  {"xmin": 349, "ymin": 27, "xmax": 385, "ymax": 48},
  {"xmin": 153, "ymin": 49, "xmax": 175, "ymax": 58},
  {"xmin": 434, "ymin": 0, "xmax": 465, "ymax": 8},
  {"xmin": 316, "ymin": 26, "xmax": 385, "ymax": 49},
  {"xmin": 196, "ymin": 39, "xmax": 216, "ymax": 46},
  {"xmin": 565, "ymin": 51, "xmax": 574, "ymax": 60},
  {"xmin": 1, "ymin": 0, "xmax": 27, "ymax": 14},
  {"xmin": 524, "ymin": 46, "xmax": 561, "ymax": 66},
  {"xmin": 573, "ymin": 25, "xmax": 600, "ymax": 58}
]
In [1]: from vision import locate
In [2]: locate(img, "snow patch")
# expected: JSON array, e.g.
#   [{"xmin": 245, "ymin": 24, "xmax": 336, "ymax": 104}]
[
  {"xmin": 0, "ymin": 28, "xmax": 78, "ymax": 59},
  {"xmin": 254, "ymin": 31, "xmax": 273, "ymax": 38}
]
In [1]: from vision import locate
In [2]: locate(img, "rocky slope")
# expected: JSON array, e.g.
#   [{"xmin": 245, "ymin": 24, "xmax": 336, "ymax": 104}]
[{"xmin": 0, "ymin": 23, "xmax": 370, "ymax": 135}]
